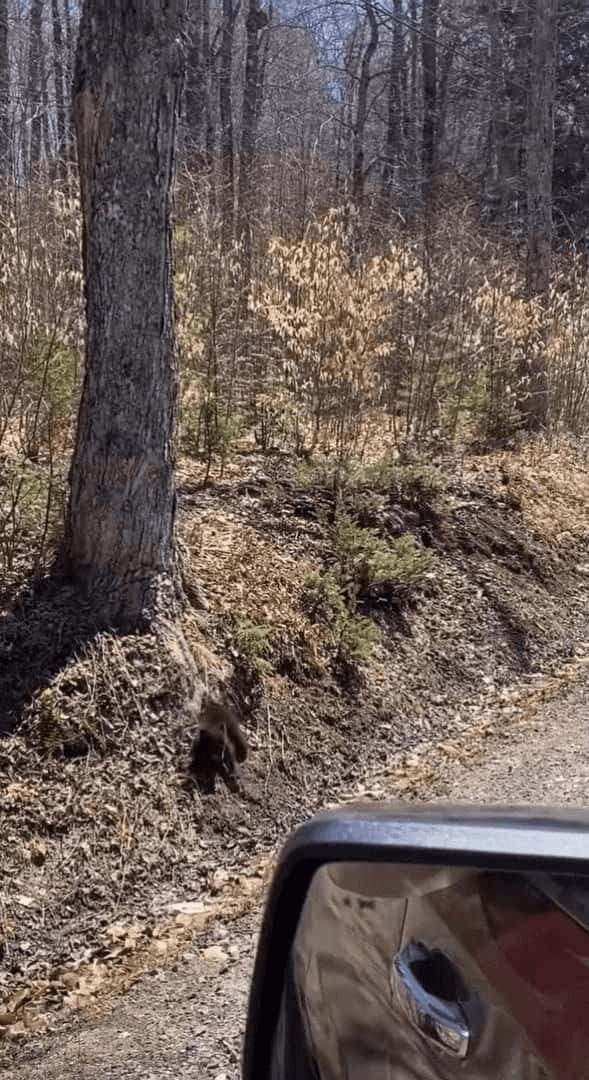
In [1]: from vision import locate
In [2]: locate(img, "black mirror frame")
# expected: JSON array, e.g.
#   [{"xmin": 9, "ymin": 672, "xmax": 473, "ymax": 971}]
[{"xmin": 243, "ymin": 802, "xmax": 589, "ymax": 1080}]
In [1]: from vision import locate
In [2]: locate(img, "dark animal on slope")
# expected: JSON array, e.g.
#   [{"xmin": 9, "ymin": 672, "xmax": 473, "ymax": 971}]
[{"xmin": 190, "ymin": 690, "xmax": 248, "ymax": 794}]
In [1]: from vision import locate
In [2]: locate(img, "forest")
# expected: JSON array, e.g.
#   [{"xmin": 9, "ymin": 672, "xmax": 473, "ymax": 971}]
[
  {"xmin": 0, "ymin": 0, "xmax": 587, "ymax": 543},
  {"xmin": 3, "ymin": 0, "xmax": 589, "ymax": 1056}
]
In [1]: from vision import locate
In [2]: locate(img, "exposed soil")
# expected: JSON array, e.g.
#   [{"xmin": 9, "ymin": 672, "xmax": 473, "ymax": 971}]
[
  {"xmin": 2, "ymin": 442, "xmax": 589, "ymax": 1063},
  {"xmin": 6, "ymin": 646, "xmax": 589, "ymax": 1080}
]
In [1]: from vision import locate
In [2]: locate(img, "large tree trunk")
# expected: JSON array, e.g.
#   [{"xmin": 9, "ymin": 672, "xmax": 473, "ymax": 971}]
[
  {"xmin": 0, "ymin": 0, "xmax": 9, "ymax": 176},
  {"xmin": 237, "ymin": 0, "xmax": 269, "ymax": 261},
  {"xmin": 520, "ymin": 0, "xmax": 557, "ymax": 432},
  {"xmin": 66, "ymin": 0, "xmax": 186, "ymax": 629},
  {"xmin": 351, "ymin": 0, "xmax": 378, "ymax": 209}
]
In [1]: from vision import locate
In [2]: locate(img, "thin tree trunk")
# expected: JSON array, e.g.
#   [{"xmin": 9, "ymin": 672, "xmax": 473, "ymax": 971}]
[
  {"xmin": 421, "ymin": 0, "xmax": 439, "ymax": 214},
  {"xmin": 381, "ymin": 0, "xmax": 404, "ymax": 208},
  {"xmin": 342, "ymin": 26, "xmax": 360, "ymax": 198},
  {"xmin": 498, "ymin": 0, "xmax": 528, "ymax": 221},
  {"xmin": 203, "ymin": 0, "xmax": 215, "ymax": 196},
  {"xmin": 27, "ymin": 0, "xmax": 45, "ymax": 176},
  {"xmin": 0, "ymin": 0, "xmax": 9, "ymax": 176},
  {"xmin": 62, "ymin": 0, "xmax": 76, "ymax": 164},
  {"xmin": 186, "ymin": 0, "xmax": 210, "ymax": 171},
  {"xmin": 67, "ymin": 0, "xmax": 186, "ymax": 628},
  {"xmin": 238, "ymin": 0, "xmax": 269, "ymax": 261},
  {"xmin": 484, "ymin": 0, "xmax": 501, "ymax": 212},
  {"xmin": 63, "ymin": 0, "xmax": 74, "ymax": 56},
  {"xmin": 408, "ymin": 0, "xmax": 419, "ymax": 191},
  {"xmin": 526, "ymin": 0, "xmax": 557, "ymax": 297},
  {"xmin": 351, "ymin": 0, "xmax": 379, "ymax": 209},
  {"xmin": 51, "ymin": 0, "xmax": 67, "ymax": 175},
  {"xmin": 520, "ymin": 0, "xmax": 557, "ymax": 432},
  {"xmin": 40, "ymin": 43, "xmax": 52, "ymax": 166},
  {"xmin": 436, "ymin": 37, "xmax": 456, "ymax": 157},
  {"xmin": 219, "ymin": 0, "xmax": 238, "ymax": 241}
]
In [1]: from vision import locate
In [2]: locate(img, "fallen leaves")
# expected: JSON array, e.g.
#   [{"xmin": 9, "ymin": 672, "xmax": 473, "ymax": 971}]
[
  {"xmin": 202, "ymin": 945, "xmax": 230, "ymax": 971},
  {"xmin": 0, "ymin": 857, "xmax": 271, "ymax": 1043}
]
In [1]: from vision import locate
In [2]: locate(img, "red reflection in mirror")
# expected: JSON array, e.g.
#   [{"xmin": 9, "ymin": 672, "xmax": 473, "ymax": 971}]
[{"xmin": 477, "ymin": 875, "xmax": 589, "ymax": 1078}]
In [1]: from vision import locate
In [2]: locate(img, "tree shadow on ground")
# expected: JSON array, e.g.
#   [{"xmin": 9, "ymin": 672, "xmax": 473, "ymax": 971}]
[{"xmin": 0, "ymin": 572, "xmax": 100, "ymax": 735}]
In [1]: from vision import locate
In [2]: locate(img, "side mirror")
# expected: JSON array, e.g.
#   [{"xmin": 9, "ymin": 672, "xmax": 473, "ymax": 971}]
[{"xmin": 244, "ymin": 803, "xmax": 589, "ymax": 1080}]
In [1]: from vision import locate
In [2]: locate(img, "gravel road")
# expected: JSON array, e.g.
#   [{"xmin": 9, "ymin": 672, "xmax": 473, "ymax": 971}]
[{"xmin": 7, "ymin": 671, "xmax": 589, "ymax": 1080}]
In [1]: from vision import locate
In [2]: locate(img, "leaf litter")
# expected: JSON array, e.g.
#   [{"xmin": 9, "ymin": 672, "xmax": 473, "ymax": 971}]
[{"xmin": 3, "ymin": 443, "xmax": 589, "ymax": 1054}]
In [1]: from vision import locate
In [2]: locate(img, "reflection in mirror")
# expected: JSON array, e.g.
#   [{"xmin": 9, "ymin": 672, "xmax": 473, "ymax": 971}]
[{"xmin": 270, "ymin": 862, "xmax": 589, "ymax": 1080}]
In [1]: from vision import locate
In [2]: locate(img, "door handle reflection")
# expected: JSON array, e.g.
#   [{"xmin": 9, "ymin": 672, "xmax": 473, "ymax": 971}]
[{"xmin": 391, "ymin": 942, "xmax": 471, "ymax": 1060}]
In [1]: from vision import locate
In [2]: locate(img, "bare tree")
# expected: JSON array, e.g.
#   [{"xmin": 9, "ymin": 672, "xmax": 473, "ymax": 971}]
[
  {"xmin": 238, "ymin": 0, "xmax": 270, "ymax": 258},
  {"xmin": 67, "ymin": 0, "xmax": 186, "ymax": 628},
  {"xmin": 352, "ymin": 0, "xmax": 379, "ymax": 208},
  {"xmin": 219, "ymin": 0, "xmax": 238, "ymax": 240},
  {"xmin": 408, "ymin": 0, "xmax": 419, "ymax": 189},
  {"xmin": 27, "ymin": 0, "xmax": 45, "ymax": 175},
  {"xmin": 498, "ymin": 0, "xmax": 529, "ymax": 222},
  {"xmin": 527, "ymin": 0, "xmax": 557, "ymax": 297},
  {"xmin": 421, "ymin": 0, "xmax": 439, "ymax": 213},
  {"xmin": 186, "ymin": 0, "xmax": 213, "ymax": 179},
  {"xmin": 51, "ymin": 0, "xmax": 67, "ymax": 173},
  {"xmin": 520, "ymin": 0, "xmax": 558, "ymax": 432},
  {"xmin": 63, "ymin": 0, "xmax": 76, "ymax": 84},
  {"xmin": 0, "ymin": 0, "xmax": 8, "ymax": 175},
  {"xmin": 381, "ymin": 0, "xmax": 404, "ymax": 209}
]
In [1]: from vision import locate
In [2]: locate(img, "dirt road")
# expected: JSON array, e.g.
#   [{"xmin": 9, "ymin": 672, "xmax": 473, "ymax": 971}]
[{"xmin": 7, "ymin": 670, "xmax": 589, "ymax": 1080}]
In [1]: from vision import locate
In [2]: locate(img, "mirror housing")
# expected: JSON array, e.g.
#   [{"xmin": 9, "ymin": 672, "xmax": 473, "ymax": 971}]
[{"xmin": 243, "ymin": 802, "xmax": 589, "ymax": 1080}]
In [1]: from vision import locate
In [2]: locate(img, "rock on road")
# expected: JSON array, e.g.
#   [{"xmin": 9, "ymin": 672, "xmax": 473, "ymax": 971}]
[{"xmin": 7, "ymin": 674, "xmax": 589, "ymax": 1080}]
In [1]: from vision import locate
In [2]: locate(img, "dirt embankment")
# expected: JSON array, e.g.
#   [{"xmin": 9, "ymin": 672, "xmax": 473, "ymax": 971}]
[
  {"xmin": 7, "ymin": 629, "xmax": 589, "ymax": 1080},
  {"xmin": 1, "ymin": 442, "xmax": 589, "ymax": 1049}
]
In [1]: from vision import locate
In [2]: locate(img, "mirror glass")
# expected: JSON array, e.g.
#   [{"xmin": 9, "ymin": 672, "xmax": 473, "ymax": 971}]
[{"xmin": 270, "ymin": 862, "xmax": 589, "ymax": 1079}]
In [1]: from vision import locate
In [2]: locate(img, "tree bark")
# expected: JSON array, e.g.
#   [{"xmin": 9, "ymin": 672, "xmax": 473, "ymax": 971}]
[
  {"xmin": 51, "ymin": 0, "xmax": 67, "ymax": 174},
  {"xmin": 351, "ymin": 0, "xmax": 378, "ymax": 209},
  {"xmin": 63, "ymin": 0, "xmax": 74, "ymax": 57},
  {"xmin": 237, "ymin": 0, "xmax": 269, "ymax": 260},
  {"xmin": 27, "ymin": 0, "xmax": 45, "ymax": 175},
  {"xmin": 526, "ymin": 0, "xmax": 557, "ymax": 297},
  {"xmin": 186, "ymin": 0, "xmax": 213, "ymax": 177},
  {"xmin": 484, "ymin": 0, "xmax": 501, "ymax": 212},
  {"xmin": 62, "ymin": 0, "xmax": 76, "ymax": 164},
  {"xmin": 498, "ymin": 0, "xmax": 529, "ymax": 222},
  {"xmin": 381, "ymin": 0, "xmax": 404, "ymax": 209},
  {"xmin": 66, "ymin": 0, "xmax": 186, "ymax": 629},
  {"xmin": 520, "ymin": 0, "xmax": 557, "ymax": 433},
  {"xmin": 0, "ymin": 0, "xmax": 9, "ymax": 176},
  {"xmin": 219, "ymin": 0, "xmax": 238, "ymax": 241},
  {"xmin": 421, "ymin": 0, "xmax": 439, "ymax": 212},
  {"xmin": 40, "ymin": 42, "xmax": 52, "ymax": 166},
  {"xmin": 408, "ymin": 0, "xmax": 419, "ymax": 191}
]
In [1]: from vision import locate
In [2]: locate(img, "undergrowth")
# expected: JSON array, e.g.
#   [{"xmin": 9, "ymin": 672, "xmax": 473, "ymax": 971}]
[{"xmin": 305, "ymin": 516, "xmax": 433, "ymax": 668}]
